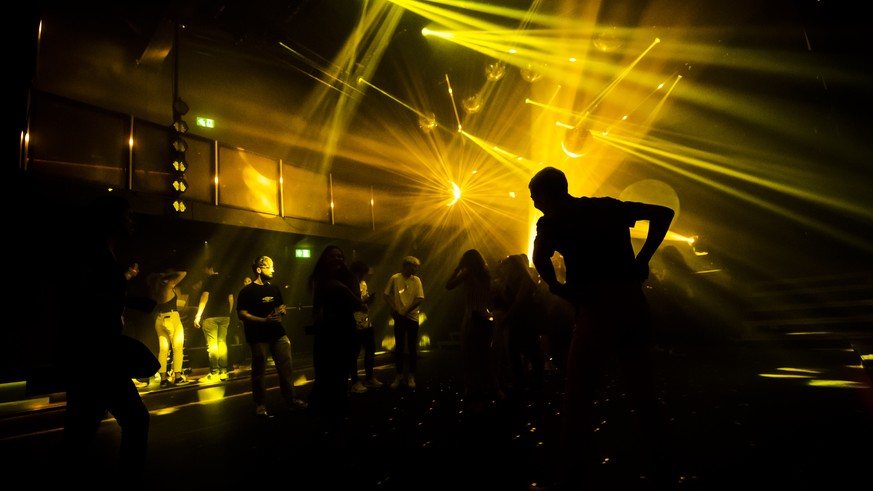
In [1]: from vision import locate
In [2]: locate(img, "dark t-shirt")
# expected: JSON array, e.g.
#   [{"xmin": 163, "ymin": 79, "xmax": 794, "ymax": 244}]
[
  {"xmin": 236, "ymin": 282, "xmax": 287, "ymax": 343},
  {"xmin": 534, "ymin": 196, "xmax": 644, "ymax": 288},
  {"xmin": 200, "ymin": 273, "xmax": 233, "ymax": 319}
]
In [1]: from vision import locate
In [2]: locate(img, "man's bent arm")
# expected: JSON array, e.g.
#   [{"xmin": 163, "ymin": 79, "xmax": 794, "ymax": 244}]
[{"xmin": 635, "ymin": 204, "xmax": 675, "ymax": 277}]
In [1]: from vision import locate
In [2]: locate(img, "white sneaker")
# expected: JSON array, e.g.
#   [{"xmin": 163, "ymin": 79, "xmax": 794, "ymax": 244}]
[
  {"xmin": 407, "ymin": 374, "xmax": 416, "ymax": 389},
  {"xmin": 390, "ymin": 375, "xmax": 403, "ymax": 389},
  {"xmin": 255, "ymin": 405, "xmax": 268, "ymax": 417},
  {"xmin": 350, "ymin": 381, "xmax": 368, "ymax": 394}
]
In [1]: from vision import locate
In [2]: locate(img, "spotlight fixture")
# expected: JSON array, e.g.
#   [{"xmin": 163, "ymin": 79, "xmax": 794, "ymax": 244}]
[
  {"xmin": 485, "ymin": 60, "xmax": 506, "ymax": 82},
  {"xmin": 520, "ymin": 63, "xmax": 544, "ymax": 83},
  {"xmin": 463, "ymin": 94, "xmax": 482, "ymax": 114},
  {"xmin": 169, "ymin": 97, "xmax": 189, "ymax": 214},
  {"xmin": 418, "ymin": 112, "xmax": 437, "ymax": 132}
]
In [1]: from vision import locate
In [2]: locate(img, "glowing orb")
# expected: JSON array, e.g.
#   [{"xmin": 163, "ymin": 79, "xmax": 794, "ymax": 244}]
[
  {"xmin": 448, "ymin": 182, "xmax": 461, "ymax": 206},
  {"xmin": 593, "ymin": 27, "xmax": 622, "ymax": 52},
  {"xmin": 619, "ymin": 179, "xmax": 681, "ymax": 220},
  {"xmin": 561, "ymin": 126, "xmax": 593, "ymax": 158}
]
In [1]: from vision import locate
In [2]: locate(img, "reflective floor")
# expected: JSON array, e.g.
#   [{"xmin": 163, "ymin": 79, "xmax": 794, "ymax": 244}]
[{"xmin": 2, "ymin": 335, "xmax": 872, "ymax": 490}]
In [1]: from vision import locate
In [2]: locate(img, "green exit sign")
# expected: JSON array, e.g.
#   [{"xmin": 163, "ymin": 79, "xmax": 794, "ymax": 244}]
[
  {"xmin": 196, "ymin": 117, "xmax": 214, "ymax": 128},
  {"xmin": 295, "ymin": 249, "xmax": 311, "ymax": 258}
]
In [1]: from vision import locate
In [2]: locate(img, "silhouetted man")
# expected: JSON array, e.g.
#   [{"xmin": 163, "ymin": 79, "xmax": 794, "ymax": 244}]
[
  {"xmin": 529, "ymin": 166, "xmax": 675, "ymax": 488},
  {"xmin": 63, "ymin": 194, "xmax": 157, "ymax": 484}
]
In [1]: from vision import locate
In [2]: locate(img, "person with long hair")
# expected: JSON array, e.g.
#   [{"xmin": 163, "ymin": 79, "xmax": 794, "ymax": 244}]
[
  {"xmin": 307, "ymin": 245, "xmax": 361, "ymax": 434},
  {"xmin": 445, "ymin": 249, "xmax": 501, "ymax": 412},
  {"xmin": 383, "ymin": 256, "xmax": 424, "ymax": 389}
]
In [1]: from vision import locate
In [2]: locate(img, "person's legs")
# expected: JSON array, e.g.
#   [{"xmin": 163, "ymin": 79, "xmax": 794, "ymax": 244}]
[
  {"xmin": 615, "ymin": 288, "xmax": 675, "ymax": 485},
  {"xmin": 169, "ymin": 312, "xmax": 185, "ymax": 378},
  {"xmin": 106, "ymin": 376, "xmax": 150, "ymax": 476},
  {"xmin": 406, "ymin": 318, "xmax": 419, "ymax": 375},
  {"xmin": 249, "ymin": 342, "xmax": 268, "ymax": 406},
  {"xmin": 62, "ymin": 383, "xmax": 107, "ymax": 477},
  {"xmin": 393, "ymin": 314, "xmax": 407, "ymax": 377},
  {"xmin": 350, "ymin": 330, "xmax": 364, "ymax": 385},
  {"xmin": 202, "ymin": 317, "xmax": 220, "ymax": 374},
  {"xmin": 524, "ymin": 326, "xmax": 546, "ymax": 393},
  {"xmin": 269, "ymin": 335, "xmax": 301, "ymax": 404},
  {"xmin": 215, "ymin": 316, "xmax": 230, "ymax": 373},
  {"xmin": 557, "ymin": 304, "xmax": 603, "ymax": 487},
  {"xmin": 154, "ymin": 315, "xmax": 171, "ymax": 383},
  {"xmin": 362, "ymin": 327, "xmax": 376, "ymax": 380}
]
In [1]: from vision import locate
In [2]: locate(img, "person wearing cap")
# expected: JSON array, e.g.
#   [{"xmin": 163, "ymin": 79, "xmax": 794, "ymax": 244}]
[{"xmin": 383, "ymin": 255, "xmax": 424, "ymax": 389}]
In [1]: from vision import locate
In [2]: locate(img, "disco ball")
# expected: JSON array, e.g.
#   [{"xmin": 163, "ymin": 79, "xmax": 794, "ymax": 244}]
[
  {"xmin": 561, "ymin": 126, "xmax": 592, "ymax": 157},
  {"xmin": 593, "ymin": 27, "xmax": 622, "ymax": 53}
]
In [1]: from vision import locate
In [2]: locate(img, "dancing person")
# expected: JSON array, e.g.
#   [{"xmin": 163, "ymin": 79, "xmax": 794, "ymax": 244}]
[
  {"xmin": 528, "ymin": 166, "xmax": 676, "ymax": 488},
  {"xmin": 193, "ymin": 260, "xmax": 234, "ymax": 382},
  {"xmin": 61, "ymin": 194, "xmax": 157, "ymax": 483},
  {"xmin": 148, "ymin": 267, "xmax": 187, "ymax": 387},
  {"xmin": 383, "ymin": 255, "xmax": 424, "ymax": 389},
  {"xmin": 237, "ymin": 255, "xmax": 307, "ymax": 417},
  {"xmin": 445, "ymin": 249, "xmax": 501, "ymax": 412},
  {"xmin": 307, "ymin": 245, "xmax": 361, "ymax": 432}
]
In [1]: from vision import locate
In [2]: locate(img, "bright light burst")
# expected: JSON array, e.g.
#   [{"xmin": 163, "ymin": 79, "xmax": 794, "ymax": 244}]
[{"xmin": 279, "ymin": 0, "xmax": 872, "ymax": 282}]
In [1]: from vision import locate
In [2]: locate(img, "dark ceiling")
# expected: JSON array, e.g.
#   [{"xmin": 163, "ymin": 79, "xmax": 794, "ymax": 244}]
[{"xmin": 13, "ymin": 1, "xmax": 873, "ymax": 279}]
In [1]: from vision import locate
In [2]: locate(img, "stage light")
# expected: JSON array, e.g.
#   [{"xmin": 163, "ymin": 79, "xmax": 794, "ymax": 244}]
[
  {"xmin": 172, "ymin": 157, "xmax": 187, "ymax": 173},
  {"xmin": 419, "ymin": 112, "xmax": 437, "ymax": 132},
  {"xmin": 520, "ymin": 63, "xmax": 543, "ymax": 83},
  {"xmin": 448, "ymin": 182, "xmax": 461, "ymax": 206},
  {"xmin": 169, "ymin": 97, "xmax": 189, "ymax": 214},
  {"xmin": 485, "ymin": 60, "xmax": 506, "ymax": 81},
  {"xmin": 172, "ymin": 174, "xmax": 188, "ymax": 193},
  {"xmin": 171, "ymin": 119, "xmax": 188, "ymax": 134},
  {"xmin": 463, "ymin": 94, "xmax": 482, "ymax": 114}
]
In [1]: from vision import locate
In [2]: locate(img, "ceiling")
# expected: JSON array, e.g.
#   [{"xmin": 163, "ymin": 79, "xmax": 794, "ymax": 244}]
[{"xmin": 18, "ymin": 1, "xmax": 873, "ymax": 278}]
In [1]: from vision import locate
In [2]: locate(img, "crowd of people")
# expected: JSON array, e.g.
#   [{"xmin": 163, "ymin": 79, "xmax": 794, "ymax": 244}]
[{"xmin": 60, "ymin": 165, "xmax": 682, "ymax": 488}]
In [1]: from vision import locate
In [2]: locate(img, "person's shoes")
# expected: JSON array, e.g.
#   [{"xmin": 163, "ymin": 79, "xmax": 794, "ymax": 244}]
[
  {"xmin": 286, "ymin": 399, "xmax": 308, "ymax": 411},
  {"xmin": 350, "ymin": 381, "xmax": 368, "ymax": 394},
  {"xmin": 219, "ymin": 370, "xmax": 229, "ymax": 381},
  {"xmin": 255, "ymin": 405, "xmax": 269, "ymax": 417},
  {"xmin": 203, "ymin": 373, "xmax": 218, "ymax": 383},
  {"xmin": 159, "ymin": 379, "xmax": 171, "ymax": 388},
  {"xmin": 173, "ymin": 376, "xmax": 188, "ymax": 385},
  {"xmin": 132, "ymin": 378, "xmax": 148, "ymax": 389},
  {"xmin": 407, "ymin": 374, "xmax": 416, "ymax": 389},
  {"xmin": 390, "ymin": 375, "xmax": 403, "ymax": 389},
  {"xmin": 365, "ymin": 377, "xmax": 383, "ymax": 388}
]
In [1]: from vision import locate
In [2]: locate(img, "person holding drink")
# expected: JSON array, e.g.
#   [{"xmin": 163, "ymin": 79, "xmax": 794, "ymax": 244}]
[{"xmin": 237, "ymin": 255, "xmax": 307, "ymax": 417}]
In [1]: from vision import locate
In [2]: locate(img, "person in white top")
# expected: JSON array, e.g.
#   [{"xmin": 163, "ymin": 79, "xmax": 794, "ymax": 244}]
[{"xmin": 382, "ymin": 256, "xmax": 424, "ymax": 389}]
